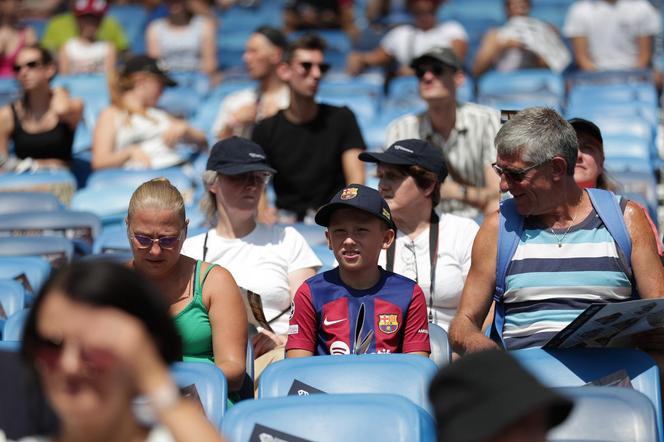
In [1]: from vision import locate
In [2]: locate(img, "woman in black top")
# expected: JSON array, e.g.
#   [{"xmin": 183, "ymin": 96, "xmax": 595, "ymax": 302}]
[{"xmin": 0, "ymin": 44, "xmax": 83, "ymax": 171}]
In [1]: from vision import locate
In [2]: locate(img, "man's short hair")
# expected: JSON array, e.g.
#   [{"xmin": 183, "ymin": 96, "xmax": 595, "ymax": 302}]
[
  {"xmin": 254, "ymin": 26, "xmax": 288, "ymax": 51},
  {"xmin": 494, "ymin": 107, "xmax": 578, "ymax": 175},
  {"xmin": 282, "ymin": 34, "xmax": 327, "ymax": 64}
]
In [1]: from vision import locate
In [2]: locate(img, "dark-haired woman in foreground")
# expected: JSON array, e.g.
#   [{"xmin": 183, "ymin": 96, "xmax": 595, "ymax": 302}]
[{"xmin": 17, "ymin": 261, "xmax": 225, "ymax": 442}]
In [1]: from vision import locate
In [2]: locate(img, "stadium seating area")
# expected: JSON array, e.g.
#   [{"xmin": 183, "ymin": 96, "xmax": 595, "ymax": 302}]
[{"xmin": 1, "ymin": 0, "xmax": 664, "ymax": 440}]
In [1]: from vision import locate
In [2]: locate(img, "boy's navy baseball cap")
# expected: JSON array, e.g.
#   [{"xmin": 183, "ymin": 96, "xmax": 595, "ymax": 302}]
[
  {"xmin": 206, "ymin": 137, "xmax": 277, "ymax": 175},
  {"xmin": 315, "ymin": 184, "xmax": 396, "ymax": 230},
  {"xmin": 359, "ymin": 138, "xmax": 448, "ymax": 182}
]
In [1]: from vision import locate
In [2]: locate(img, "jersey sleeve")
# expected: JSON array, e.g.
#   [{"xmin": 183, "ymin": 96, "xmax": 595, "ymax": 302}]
[
  {"xmin": 402, "ymin": 284, "xmax": 431, "ymax": 354},
  {"xmin": 285, "ymin": 282, "xmax": 318, "ymax": 353}
]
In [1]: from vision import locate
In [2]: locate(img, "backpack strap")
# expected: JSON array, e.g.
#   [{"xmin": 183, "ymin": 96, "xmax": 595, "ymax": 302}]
[
  {"xmin": 586, "ymin": 188, "xmax": 637, "ymax": 299},
  {"xmin": 490, "ymin": 197, "xmax": 524, "ymax": 347}
]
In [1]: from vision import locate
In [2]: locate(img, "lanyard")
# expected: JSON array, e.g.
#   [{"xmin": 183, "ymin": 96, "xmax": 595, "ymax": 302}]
[{"xmin": 386, "ymin": 212, "xmax": 439, "ymax": 322}]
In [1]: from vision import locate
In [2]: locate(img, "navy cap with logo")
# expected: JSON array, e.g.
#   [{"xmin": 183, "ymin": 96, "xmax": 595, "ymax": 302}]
[
  {"xmin": 122, "ymin": 55, "xmax": 178, "ymax": 87},
  {"xmin": 359, "ymin": 139, "xmax": 448, "ymax": 182},
  {"xmin": 206, "ymin": 136, "xmax": 277, "ymax": 175},
  {"xmin": 315, "ymin": 184, "xmax": 396, "ymax": 230}
]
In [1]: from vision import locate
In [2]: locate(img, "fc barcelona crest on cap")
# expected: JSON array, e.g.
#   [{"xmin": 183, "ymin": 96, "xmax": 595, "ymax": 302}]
[
  {"xmin": 378, "ymin": 314, "xmax": 399, "ymax": 334},
  {"xmin": 340, "ymin": 187, "xmax": 358, "ymax": 200}
]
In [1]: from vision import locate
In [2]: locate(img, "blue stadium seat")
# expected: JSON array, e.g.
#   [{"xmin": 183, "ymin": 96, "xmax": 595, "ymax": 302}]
[
  {"xmin": 603, "ymin": 134, "xmax": 652, "ymax": 162},
  {"xmin": 511, "ymin": 347, "xmax": 663, "ymax": 442},
  {"xmin": 289, "ymin": 223, "xmax": 327, "ymax": 246},
  {"xmin": 217, "ymin": 31, "xmax": 251, "ymax": 71},
  {"xmin": 0, "ymin": 280, "xmax": 26, "ymax": 319},
  {"xmin": 566, "ymin": 103, "xmax": 658, "ymax": 131},
  {"xmin": 158, "ymin": 72, "xmax": 211, "ymax": 119},
  {"xmin": 0, "ymin": 78, "xmax": 18, "ymax": 107},
  {"xmin": 0, "ymin": 192, "xmax": 63, "ymax": 215},
  {"xmin": 428, "ymin": 322, "xmax": 451, "ymax": 367},
  {"xmin": 258, "ymin": 354, "xmax": 438, "ymax": 413},
  {"xmin": 85, "ymin": 168, "xmax": 196, "ymax": 199},
  {"xmin": 0, "ymin": 170, "xmax": 77, "ymax": 198},
  {"xmin": 438, "ymin": 0, "xmax": 505, "ymax": 23},
  {"xmin": 0, "ymin": 256, "xmax": 50, "ymax": 295},
  {"xmin": 222, "ymin": 393, "xmax": 436, "ymax": 442},
  {"xmin": 189, "ymin": 80, "xmax": 257, "ymax": 134},
  {"xmin": 0, "ymin": 237, "xmax": 74, "ymax": 268},
  {"xmin": 0, "ymin": 210, "xmax": 101, "ymax": 256},
  {"xmin": 52, "ymin": 73, "xmax": 109, "ymax": 99},
  {"xmin": 0, "ymin": 339, "xmax": 20, "ymax": 351},
  {"xmin": 311, "ymin": 244, "xmax": 335, "ymax": 272},
  {"xmin": 568, "ymin": 83, "xmax": 658, "ymax": 109},
  {"xmin": 107, "ymin": 4, "xmax": 149, "ymax": 54},
  {"xmin": 549, "ymin": 386, "xmax": 658, "ymax": 442},
  {"xmin": 2, "ymin": 309, "xmax": 29, "ymax": 341},
  {"xmin": 93, "ymin": 224, "xmax": 130, "ymax": 254},
  {"xmin": 170, "ymin": 361, "xmax": 228, "ymax": 428},
  {"xmin": 530, "ymin": 3, "xmax": 571, "ymax": 29},
  {"xmin": 80, "ymin": 252, "xmax": 133, "ymax": 263},
  {"xmin": 71, "ymin": 186, "xmax": 135, "ymax": 227},
  {"xmin": 478, "ymin": 69, "xmax": 564, "ymax": 100}
]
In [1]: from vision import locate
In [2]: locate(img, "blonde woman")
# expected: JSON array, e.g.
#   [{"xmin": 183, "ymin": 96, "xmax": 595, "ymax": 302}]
[
  {"xmin": 126, "ymin": 178, "xmax": 247, "ymax": 401},
  {"xmin": 92, "ymin": 55, "xmax": 207, "ymax": 170}
]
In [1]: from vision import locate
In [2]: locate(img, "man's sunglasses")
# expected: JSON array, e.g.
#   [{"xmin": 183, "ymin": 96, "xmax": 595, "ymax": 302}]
[
  {"xmin": 129, "ymin": 230, "xmax": 182, "ymax": 249},
  {"xmin": 491, "ymin": 159, "xmax": 551, "ymax": 182},
  {"xmin": 298, "ymin": 61, "xmax": 331, "ymax": 75},
  {"xmin": 414, "ymin": 62, "xmax": 452, "ymax": 80},
  {"xmin": 12, "ymin": 60, "xmax": 43, "ymax": 73}
]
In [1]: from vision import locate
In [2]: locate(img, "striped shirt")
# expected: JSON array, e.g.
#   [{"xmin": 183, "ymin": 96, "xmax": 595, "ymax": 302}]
[
  {"xmin": 502, "ymin": 203, "xmax": 633, "ymax": 350},
  {"xmin": 385, "ymin": 102, "xmax": 500, "ymax": 218}
]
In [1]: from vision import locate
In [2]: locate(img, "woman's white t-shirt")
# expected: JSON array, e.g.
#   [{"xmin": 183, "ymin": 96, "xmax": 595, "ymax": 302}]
[
  {"xmin": 181, "ymin": 224, "xmax": 321, "ymax": 335},
  {"xmin": 378, "ymin": 214, "xmax": 479, "ymax": 331}
]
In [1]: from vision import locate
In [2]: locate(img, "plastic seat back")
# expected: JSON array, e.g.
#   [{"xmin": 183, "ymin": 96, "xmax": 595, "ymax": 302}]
[
  {"xmin": 428, "ymin": 322, "xmax": 451, "ymax": 367},
  {"xmin": 258, "ymin": 354, "xmax": 438, "ymax": 413},
  {"xmin": 549, "ymin": 386, "xmax": 658, "ymax": 442},
  {"xmin": 0, "ymin": 237, "xmax": 74, "ymax": 268},
  {"xmin": 2, "ymin": 309, "xmax": 29, "ymax": 341},
  {"xmin": 0, "ymin": 192, "xmax": 62, "ymax": 215},
  {"xmin": 511, "ymin": 347, "xmax": 663, "ymax": 442},
  {"xmin": 170, "ymin": 361, "xmax": 227, "ymax": 429},
  {"xmin": 0, "ymin": 280, "xmax": 26, "ymax": 319},
  {"xmin": 0, "ymin": 256, "xmax": 50, "ymax": 295},
  {"xmin": 222, "ymin": 393, "xmax": 436, "ymax": 442}
]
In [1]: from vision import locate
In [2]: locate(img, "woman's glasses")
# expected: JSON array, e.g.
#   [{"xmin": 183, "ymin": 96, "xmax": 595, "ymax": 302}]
[
  {"xmin": 129, "ymin": 230, "xmax": 183, "ymax": 249},
  {"xmin": 34, "ymin": 336, "xmax": 115, "ymax": 371},
  {"xmin": 12, "ymin": 60, "xmax": 43, "ymax": 73},
  {"xmin": 225, "ymin": 171, "xmax": 273, "ymax": 187}
]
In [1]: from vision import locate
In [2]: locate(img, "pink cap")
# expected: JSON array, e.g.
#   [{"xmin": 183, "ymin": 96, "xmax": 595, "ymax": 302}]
[{"xmin": 74, "ymin": 0, "xmax": 109, "ymax": 16}]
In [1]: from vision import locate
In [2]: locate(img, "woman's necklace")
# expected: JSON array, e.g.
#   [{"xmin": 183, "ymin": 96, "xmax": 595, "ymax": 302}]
[{"xmin": 549, "ymin": 210, "xmax": 578, "ymax": 248}]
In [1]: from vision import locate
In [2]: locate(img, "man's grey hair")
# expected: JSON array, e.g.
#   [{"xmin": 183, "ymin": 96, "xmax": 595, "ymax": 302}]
[{"xmin": 494, "ymin": 107, "xmax": 578, "ymax": 175}]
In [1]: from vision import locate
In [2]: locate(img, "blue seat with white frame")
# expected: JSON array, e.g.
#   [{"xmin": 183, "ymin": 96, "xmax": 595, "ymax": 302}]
[
  {"xmin": 0, "ymin": 237, "xmax": 74, "ymax": 268},
  {"xmin": 170, "ymin": 361, "xmax": 228, "ymax": 429},
  {"xmin": 0, "ymin": 192, "xmax": 62, "ymax": 215}
]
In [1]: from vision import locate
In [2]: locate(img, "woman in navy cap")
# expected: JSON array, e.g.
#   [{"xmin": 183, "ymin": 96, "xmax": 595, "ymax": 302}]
[
  {"xmin": 359, "ymin": 138, "xmax": 479, "ymax": 331},
  {"xmin": 181, "ymin": 137, "xmax": 321, "ymax": 387}
]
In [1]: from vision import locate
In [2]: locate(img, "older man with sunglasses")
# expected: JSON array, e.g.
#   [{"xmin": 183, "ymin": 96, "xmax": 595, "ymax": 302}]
[
  {"xmin": 252, "ymin": 34, "xmax": 366, "ymax": 223},
  {"xmin": 450, "ymin": 108, "xmax": 664, "ymax": 370},
  {"xmin": 385, "ymin": 47, "xmax": 501, "ymax": 220}
]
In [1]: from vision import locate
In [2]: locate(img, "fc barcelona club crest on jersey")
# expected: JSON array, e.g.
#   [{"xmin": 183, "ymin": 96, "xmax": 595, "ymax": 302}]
[
  {"xmin": 378, "ymin": 314, "xmax": 399, "ymax": 334},
  {"xmin": 340, "ymin": 187, "xmax": 358, "ymax": 200}
]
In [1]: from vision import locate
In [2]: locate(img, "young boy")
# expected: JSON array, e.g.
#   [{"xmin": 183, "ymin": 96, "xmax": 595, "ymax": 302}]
[{"xmin": 286, "ymin": 184, "xmax": 431, "ymax": 357}]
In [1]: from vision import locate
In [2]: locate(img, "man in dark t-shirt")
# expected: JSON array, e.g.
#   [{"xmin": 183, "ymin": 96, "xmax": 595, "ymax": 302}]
[{"xmin": 252, "ymin": 34, "xmax": 366, "ymax": 222}]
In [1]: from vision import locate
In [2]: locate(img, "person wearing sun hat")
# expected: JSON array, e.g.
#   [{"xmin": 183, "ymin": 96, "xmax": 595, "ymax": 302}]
[
  {"xmin": 429, "ymin": 349, "xmax": 573, "ymax": 442},
  {"xmin": 359, "ymin": 139, "xmax": 479, "ymax": 331},
  {"xmin": 286, "ymin": 183, "xmax": 431, "ymax": 357},
  {"xmin": 92, "ymin": 54, "xmax": 207, "ymax": 170}
]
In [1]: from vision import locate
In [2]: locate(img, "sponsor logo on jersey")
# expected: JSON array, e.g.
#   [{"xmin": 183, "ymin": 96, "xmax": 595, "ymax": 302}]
[
  {"xmin": 417, "ymin": 328, "xmax": 429, "ymax": 334},
  {"xmin": 288, "ymin": 324, "xmax": 299, "ymax": 335},
  {"xmin": 378, "ymin": 314, "xmax": 399, "ymax": 334},
  {"xmin": 323, "ymin": 316, "xmax": 347, "ymax": 326},
  {"xmin": 340, "ymin": 187, "xmax": 358, "ymax": 200},
  {"xmin": 330, "ymin": 340, "xmax": 350, "ymax": 355}
]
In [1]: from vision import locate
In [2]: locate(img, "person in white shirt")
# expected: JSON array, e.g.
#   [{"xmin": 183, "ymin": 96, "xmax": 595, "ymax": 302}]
[
  {"xmin": 181, "ymin": 137, "xmax": 321, "ymax": 384},
  {"xmin": 359, "ymin": 138, "xmax": 478, "ymax": 330},
  {"xmin": 563, "ymin": 0, "xmax": 661, "ymax": 72},
  {"xmin": 346, "ymin": 0, "xmax": 467, "ymax": 76}
]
